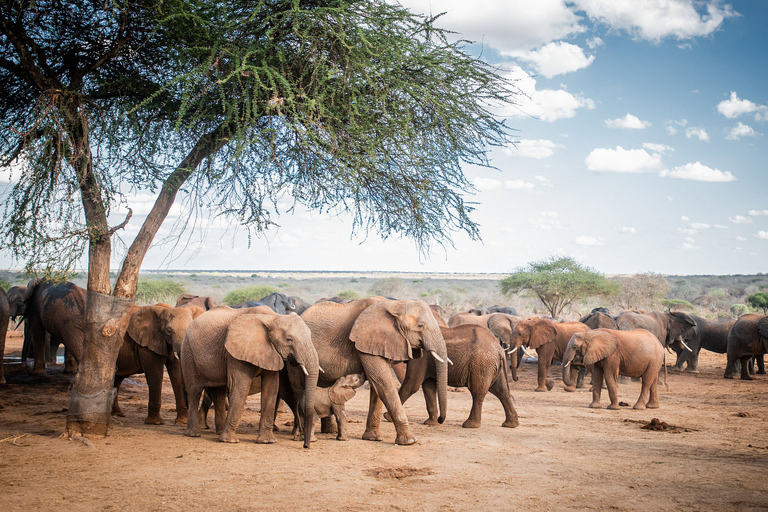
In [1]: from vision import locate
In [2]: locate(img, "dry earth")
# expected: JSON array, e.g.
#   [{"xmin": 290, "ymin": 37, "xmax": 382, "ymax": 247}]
[{"xmin": 1, "ymin": 335, "xmax": 767, "ymax": 511}]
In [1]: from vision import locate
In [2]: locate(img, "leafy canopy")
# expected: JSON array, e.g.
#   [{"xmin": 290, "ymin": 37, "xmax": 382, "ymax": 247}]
[
  {"xmin": 500, "ymin": 256, "xmax": 619, "ymax": 318},
  {"xmin": 0, "ymin": 0, "xmax": 519, "ymax": 279},
  {"xmin": 747, "ymin": 292, "xmax": 768, "ymax": 314}
]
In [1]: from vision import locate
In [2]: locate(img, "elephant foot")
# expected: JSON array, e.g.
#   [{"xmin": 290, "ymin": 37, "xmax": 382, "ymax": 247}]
[
  {"xmin": 502, "ymin": 418, "xmax": 520, "ymax": 428},
  {"xmin": 320, "ymin": 418, "xmax": 338, "ymax": 434},
  {"xmin": 534, "ymin": 387, "xmax": 548, "ymax": 392},
  {"xmin": 219, "ymin": 432, "xmax": 239, "ymax": 443},
  {"xmin": 394, "ymin": 433, "xmax": 417, "ymax": 445},
  {"xmin": 174, "ymin": 415, "xmax": 188, "ymax": 425},
  {"xmin": 724, "ymin": 373, "xmax": 733, "ymax": 379},
  {"xmin": 362, "ymin": 429, "xmax": 383, "ymax": 442},
  {"xmin": 462, "ymin": 418, "xmax": 482, "ymax": 429},
  {"xmin": 184, "ymin": 427, "xmax": 201, "ymax": 438},
  {"xmin": 684, "ymin": 369, "xmax": 699, "ymax": 374},
  {"xmin": 63, "ymin": 366, "xmax": 78, "ymax": 374},
  {"xmin": 256, "ymin": 432, "xmax": 277, "ymax": 444},
  {"xmin": 336, "ymin": 435, "xmax": 349, "ymax": 441},
  {"xmin": 112, "ymin": 407, "xmax": 125, "ymax": 417},
  {"xmin": 144, "ymin": 416, "xmax": 164, "ymax": 425},
  {"xmin": 563, "ymin": 386, "xmax": 576, "ymax": 393},
  {"xmin": 423, "ymin": 418, "xmax": 440, "ymax": 426},
  {"xmin": 741, "ymin": 374, "xmax": 754, "ymax": 381},
  {"xmin": 608, "ymin": 403, "xmax": 621, "ymax": 410},
  {"xmin": 757, "ymin": 370, "xmax": 767, "ymax": 375},
  {"xmin": 631, "ymin": 403, "xmax": 645, "ymax": 410},
  {"xmin": 646, "ymin": 402, "xmax": 659, "ymax": 409},
  {"xmin": 546, "ymin": 380, "xmax": 554, "ymax": 391},
  {"xmin": 588, "ymin": 402, "xmax": 602, "ymax": 409},
  {"xmin": 30, "ymin": 367, "xmax": 46, "ymax": 376}
]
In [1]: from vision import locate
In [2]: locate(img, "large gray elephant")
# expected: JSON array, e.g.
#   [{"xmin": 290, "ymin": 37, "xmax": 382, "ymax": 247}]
[
  {"xmin": 233, "ymin": 292, "xmax": 296, "ymax": 314},
  {"xmin": 0, "ymin": 287, "xmax": 9, "ymax": 384},
  {"xmin": 615, "ymin": 310, "xmax": 697, "ymax": 348},
  {"xmin": 181, "ymin": 306, "xmax": 319, "ymax": 447},
  {"xmin": 294, "ymin": 297, "xmax": 448, "ymax": 446},
  {"xmin": 724, "ymin": 314, "xmax": 767, "ymax": 380},
  {"xmin": 672, "ymin": 315, "xmax": 735, "ymax": 373},
  {"xmin": 448, "ymin": 312, "xmax": 522, "ymax": 380},
  {"xmin": 397, "ymin": 324, "xmax": 519, "ymax": 429},
  {"xmin": 22, "ymin": 279, "xmax": 85, "ymax": 374},
  {"xmin": 579, "ymin": 308, "xmax": 619, "ymax": 329},
  {"xmin": 563, "ymin": 328, "xmax": 664, "ymax": 410},
  {"xmin": 112, "ymin": 304, "xmax": 203, "ymax": 425}
]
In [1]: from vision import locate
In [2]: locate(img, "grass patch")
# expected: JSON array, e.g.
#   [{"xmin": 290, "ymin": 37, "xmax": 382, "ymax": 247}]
[
  {"xmin": 223, "ymin": 285, "xmax": 280, "ymax": 306},
  {"xmin": 136, "ymin": 278, "xmax": 188, "ymax": 305}
]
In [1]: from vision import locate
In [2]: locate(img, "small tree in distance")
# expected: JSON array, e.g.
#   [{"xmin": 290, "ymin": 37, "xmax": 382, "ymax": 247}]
[
  {"xmin": 499, "ymin": 256, "xmax": 619, "ymax": 318},
  {"xmin": 747, "ymin": 293, "xmax": 768, "ymax": 314},
  {"xmin": 613, "ymin": 272, "xmax": 670, "ymax": 310}
]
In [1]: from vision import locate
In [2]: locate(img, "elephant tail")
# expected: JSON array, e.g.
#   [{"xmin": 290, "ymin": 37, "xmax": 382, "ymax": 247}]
[
  {"xmin": 498, "ymin": 350, "xmax": 514, "ymax": 400},
  {"xmin": 663, "ymin": 351, "xmax": 669, "ymax": 391}
]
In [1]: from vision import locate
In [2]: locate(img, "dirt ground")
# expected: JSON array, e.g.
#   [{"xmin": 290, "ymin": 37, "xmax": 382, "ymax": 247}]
[{"xmin": 1, "ymin": 335, "xmax": 767, "ymax": 512}]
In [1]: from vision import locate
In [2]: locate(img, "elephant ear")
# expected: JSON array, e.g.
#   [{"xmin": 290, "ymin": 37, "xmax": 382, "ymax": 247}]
[
  {"xmin": 127, "ymin": 305, "xmax": 171, "ymax": 357},
  {"xmin": 584, "ymin": 332, "xmax": 619, "ymax": 365},
  {"xmin": 329, "ymin": 382, "xmax": 357, "ymax": 405},
  {"xmin": 528, "ymin": 319, "xmax": 557, "ymax": 350},
  {"xmin": 224, "ymin": 315, "xmax": 284, "ymax": 371},
  {"xmin": 758, "ymin": 316, "xmax": 768, "ymax": 342},
  {"xmin": 349, "ymin": 301, "xmax": 414, "ymax": 362},
  {"xmin": 188, "ymin": 306, "xmax": 205, "ymax": 319}
]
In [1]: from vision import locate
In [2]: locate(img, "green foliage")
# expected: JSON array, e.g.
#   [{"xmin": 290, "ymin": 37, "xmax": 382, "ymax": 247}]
[
  {"xmin": 0, "ymin": 279, "xmax": 11, "ymax": 291},
  {"xmin": 730, "ymin": 304, "xmax": 750, "ymax": 318},
  {"xmin": 747, "ymin": 292, "xmax": 768, "ymax": 314},
  {"xmin": 223, "ymin": 286, "xmax": 279, "ymax": 306},
  {"xmin": 251, "ymin": 274, "xmax": 262, "ymax": 279},
  {"xmin": 660, "ymin": 299, "xmax": 696, "ymax": 312},
  {"xmin": 369, "ymin": 278, "xmax": 407, "ymax": 299},
  {"xmin": 500, "ymin": 256, "xmax": 619, "ymax": 318},
  {"xmin": 337, "ymin": 290, "xmax": 361, "ymax": 301},
  {"xmin": 136, "ymin": 279, "xmax": 188, "ymax": 306}
]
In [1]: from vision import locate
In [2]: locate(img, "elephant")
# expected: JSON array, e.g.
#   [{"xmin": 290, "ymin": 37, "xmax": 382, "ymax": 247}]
[
  {"xmin": 0, "ymin": 287, "xmax": 10, "ymax": 385},
  {"xmin": 289, "ymin": 296, "xmax": 311, "ymax": 315},
  {"xmin": 22, "ymin": 279, "xmax": 86, "ymax": 374},
  {"xmin": 181, "ymin": 306, "xmax": 319, "ymax": 447},
  {"xmin": 615, "ymin": 310, "xmax": 697, "ymax": 349},
  {"xmin": 724, "ymin": 314, "xmax": 768, "ymax": 380},
  {"xmin": 448, "ymin": 312, "xmax": 522, "ymax": 381},
  {"xmin": 293, "ymin": 297, "xmax": 449, "ymax": 446},
  {"xmin": 672, "ymin": 316, "xmax": 735, "ymax": 373},
  {"xmin": 579, "ymin": 308, "xmax": 619, "ymax": 329},
  {"xmin": 175, "ymin": 294, "xmax": 215, "ymax": 310},
  {"xmin": 7, "ymin": 284, "xmax": 65, "ymax": 369},
  {"xmin": 509, "ymin": 317, "xmax": 590, "ymax": 392},
  {"xmin": 112, "ymin": 304, "xmax": 203, "ymax": 424},
  {"xmin": 300, "ymin": 373, "xmax": 365, "ymax": 441},
  {"xmin": 233, "ymin": 292, "xmax": 296, "ymax": 314},
  {"xmin": 563, "ymin": 328, "xmax": 664, "ymax": 410},
  {"xmin": 488, "ymin": 305, "xmax": 518, "ymax": 316},
  {"xmin": 398, "ymin": 324, "xmax": 519, "ymax": 429}
]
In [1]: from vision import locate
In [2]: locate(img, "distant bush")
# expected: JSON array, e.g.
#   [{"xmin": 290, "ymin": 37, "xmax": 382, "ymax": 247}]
[
  {"xmin": 747, "ymin": 292, "xmax": 768, "ymax": 314},
  {"xmin": 730, "ymin": 304, "xmax": 750, "ymax": 318},
  {"xmin": 660, "ymin": 299, "xmax": 696, "ymax": 312},
  {"xmin": 0, "ymin": 279, "xmax": 11, "ymax": 290},
  {"xmin": 223, "ymin": 285, "xmax": 279, "ymax": 306},
  {"xmin": 250, "ymin": 274, "xmax": 262, "ymax": 278},
  {"xmin": 369, "ymin": 277, "xmax": 406, "ymax": 298},
  {"xmin": 136, "ymin": 279, "xmax": 188, "ymax": 305},
  {"xmin": 337, "ymin": 290, "xmax": 360, "ymax": 301}
]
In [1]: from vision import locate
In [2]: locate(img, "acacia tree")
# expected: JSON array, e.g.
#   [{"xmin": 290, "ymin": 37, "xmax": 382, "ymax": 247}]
[
  {"xmin": 0, "ymin": 1, "xmax": 517, "ymax": 436},
  {"xmin": 499, "ymin": 256, "xmax": 619, "ymax": 318},
  {"xmin": 613, "ymin": 272, "xmax": 670, "ymax": 310},
  {"xmin": 747, "ymin": 293, "xmax": 768, "ymax": 314}
]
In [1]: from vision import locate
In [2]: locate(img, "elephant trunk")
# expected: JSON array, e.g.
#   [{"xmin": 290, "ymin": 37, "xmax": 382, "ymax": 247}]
[
  {"xmin": 562, "ymin": 348, "xmax": 576, "ymax": 387},
  {"xmin": 424, "ymin": 326, "xmax": 448, "ymax": 424},
  {"xmin": 292, "ymin": 336, "xmax": 319, "ymax": 449},
  {"xmin": 507, "ymin": 347, "xmax": 519, "ymax": 382}
]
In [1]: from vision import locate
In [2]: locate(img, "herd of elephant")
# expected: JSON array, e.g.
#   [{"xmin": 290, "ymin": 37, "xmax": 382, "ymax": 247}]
[{"xmin": 0, "ymin": 280, "xmax": 766, "ymax": 448}]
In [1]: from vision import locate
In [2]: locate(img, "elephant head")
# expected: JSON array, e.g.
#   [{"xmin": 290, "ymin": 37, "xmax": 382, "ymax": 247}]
[
  {"xmin": 175, "ymin": 294, "xmax": 215, "ymax": 310},
  {"xmin": 664, "ymin": 312, "xmax": 697, "ymax": 347},
  {"xmin": 487, "ymin": 314, "xmax": 520, "ymax": 380},
  {"xmin": 225, "ymin": 313, "xmax": 319, "ymax": 448},
  {"xmin": 350, "ymin": 300, "xmax": 449, "ymax": 424},
  {"xmin": 257, "ymin": 292, "xmax": 296, "ymax": 315},
  {"xmin": 329, "ymin": 373, "xmax": 365, "ymax": 405},
  {"xmin": 579, "ymin": 311, "xmax": 618, "ymax": 330},
  {"xmin": 127, "ymin": 305, "xmax": 203, "ymax": 358},
  {"xmin": 6, "ymin": 286, "xmax": 27, "ymax": 320},
  {"xmin": 562, "ymin": 331, "xmax": 618, "ymax": 386}
]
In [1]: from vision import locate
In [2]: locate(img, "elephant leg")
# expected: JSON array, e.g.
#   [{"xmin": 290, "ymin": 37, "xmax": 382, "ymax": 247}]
[
  {"xmin": 724, "ymin": 352, "xmax": 738, "ymax": 379},
  {"xmin": 255, "ymin": 371, "xmax": 278, "ymax": 444},
  {"xmin": 63, "ymin": 347, "xmax": 78, "ymax": 374},
  {"xmin": 184, "ymin": 381, "xmax": 205, "ymax": 437},
  {"xmin": 320, "ymin": 415, "xmax": 338, "ymax": 434},
  {"xmin": 740, "ymin": 355, "xmax": 753, "ymax": 380},
  {"xmin": 361, "ymin": 384, "xmax": 384, "ymax": 442},
  {"xmin": 646, "ymin": 373, "xmax": 660, "ymax": 409},
  {"xmin": 139, "ymin": 351, "xmax": 165, "ymax": 425},
  {"xmin": 112, "ymin": 376, "xmax": 126, "ymax": 417},
  {"xmin": 361, "ymin": 354, "xmax": 415, "ymax": 446},
  {"xmin": 219, "ymin": 378, "xmax": 250, "ymax": 443},
  {"xmin": 756, "ymin": 355, "xmax": 766, "ymax": 375},
  {"xmin": 589, "ymin": 366, "xmax": 604, "ymax": 409},
  {"xmin": 575, "ymin": 367, "xmax": 586, "ymax": 389},
  {"xmin": 208, "ymin": 387, "xmax": 228, "ymax": 435},
  {"xmin": 605, "ymin": 368, "xmax": 620, "ymax": 410},
  {"xmin": 333, "ymin": 406, "xmax": 348, "ymax": 441},
  {"xmin": 534, "ymin": 357, "xmax": 551, "ymax": 392},
  {"xmin": 421, "ymin": 379, "xmax": 440, "ymax": 426},
  {"xmin": 489, "ymin": 375, "xmax": 519, "ymax": 428},
  {"xmin": 165, "ymin": 357, "xmax": 188, "ymax": 424},
  {"xmin": 200, "ymin": 391, "xmax": 212, "ymax": 430},
  {"xmin": 391, "ymin": 362, "xmax": 406, "ymax": 384},
  {"xmin": 463, "ymin": 387, "xmax": 485, "ymax": 428},
  {"xmin": 29, "ymin": 318, "xmax": 47, "ymax": 375},
  {"xmin": 633, "ymin": 373, "xmax": 651, "ymax": 410}
]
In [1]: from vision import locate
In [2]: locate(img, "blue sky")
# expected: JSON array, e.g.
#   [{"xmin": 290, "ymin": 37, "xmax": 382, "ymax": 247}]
[{"xmin": 2, "ymin": 0, "xmax": 766, "ymax": 275}]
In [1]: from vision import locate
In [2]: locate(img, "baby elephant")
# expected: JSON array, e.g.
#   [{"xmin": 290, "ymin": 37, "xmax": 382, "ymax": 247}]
[
  {"xmin": 302, "ymin": 374, "xmax": 364, "ymax": 441},
  {"xmin": 563, "ymin": 328, "xmax": 664, "ymax": 410}
]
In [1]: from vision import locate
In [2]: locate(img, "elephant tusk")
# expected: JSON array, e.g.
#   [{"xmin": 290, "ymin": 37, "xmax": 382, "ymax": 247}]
[
  {"xmin": 430, "ymin": 351, "xmax": 446, "ymax": 364},
  {"xmin": 300, "ymin": 364, "xmax": 309, "ymax": 376},
  {"xmin": 680, "ymin": 340, "xmax": 693, "ymax": 352},
  {"xmin": 522, "ymin": 346, "xmax": 535, "ymax": 358},
  {"xmin": 507, "ymin": 346, "xmax": 519, "ymax": 354},
  {"xmin": 318, "ymin": 366, "xmax": 325, "ymax": 374},
  {"xmin": 13, "ymin": 318, "xmax": 23, "ymax": 330},
  {"xmin": 446, "ymin": 357, "xmax": 454, "ymax": 366},
  {"xmin": 564, "ymin": 361, "xmax": 571, "ymax": 369}
]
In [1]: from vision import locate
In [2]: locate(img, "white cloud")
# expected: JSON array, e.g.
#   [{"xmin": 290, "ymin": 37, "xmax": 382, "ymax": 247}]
[
  {"xmin": 685, "ymin": 126, "xmax": 709, "ymax": 142},
  {"xmin": 717, "ymin": 91, "xmax": 768, "ymax": 121},
  {"xmin": 729, "ymin": 215, "xmax": 752, "ymax": 224},
  {"xmin": 725, "ymin": 122, "xmax": 761, "ymax": 140},
  {"xmin": 534, "ymin": 175, "xmax": 552, "ymax": 186},
  {"xmin": 681, "ymin": 241, "xmax": 699, "ymax": 250},
  {"xmin": 643, "ymin": 142, "xmax": 674, "ymax": 153},
  {"xmin": 510, "ymin": 139, "xmax": 564, "ymax": 159},
  {"xmin": 681, "ymin": 216, "xmax": 690, "ymax": 221},
  {"xmin": 684, "ymin": 237, "xmax": 696, "ymax": 244},
  {"xmin": 586, "ymin": 36, "xmax": 604, "ymax": 49},
  {"xmin": 659, "ymin": 162, "xmax": 736, "ymax": 182},
  {"xmin": 509, "ymin": 41, "xmax": 595, "ymax": 78},
  {"xmin": 677, "ymin": 227, "xmax": 697, "ymax": 235},
  {"xmin": 505, "ymin": 179, "xmax": 535, "ymax": 190},
  {"xmin": 735, "ymin": 236, "xmax": 747, "ymax": 242},
  {"xmin": 714, "ymin": 225, "xmax": 727, "ymax": 229},
  {"xmin": 473, "ymin": 177, "xmax": 503, "ymax": 191},
  {"xmin": 748, "ymin": 210, "xmax": 768, "ymax": 216},
  {"xmin": 688, "ymin": 222, "xmax": 710, "ymax": 230},
  {"xmin": 666, "ymin": 126, "xmax": 677, "ymax": 135},
  {"xmin": 399, "ymin": 0, "xmax": 585, "ymax": 54},
  {"xmin": 617, "ymin": 226, "xmax": 636, "ymax": 234},
  {"xmin": 585, "ymin": 146, "xmax": 663, "ymax": 173},
  {"xmin": 573, "ymin": 0, "xmax": 739, "ymax": 42},
  {"xmin": 756, "ymin": 231, "xmax": 768, "ymax": 240},
  {"xmin": 505, "ymin": 66, "xmax": 595, "ymax": 121},
  {"xmin": 605, "ymin": 113, "xmax": 651, "ymax": 129},
  {"xmin": 575, "ymin": 235, "xmax": 604, "ymax": 246}
]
